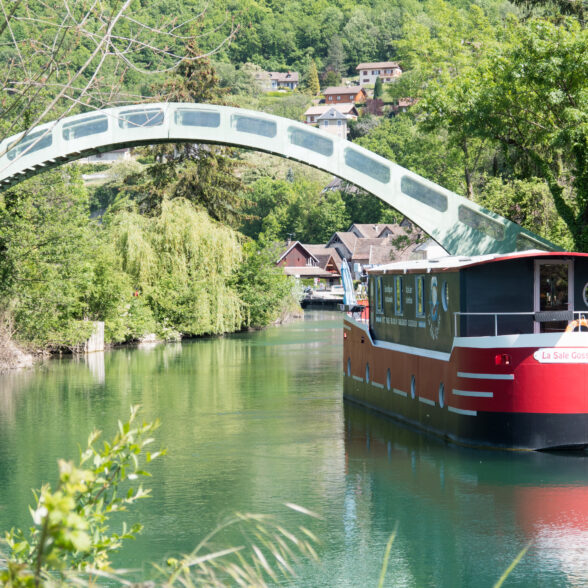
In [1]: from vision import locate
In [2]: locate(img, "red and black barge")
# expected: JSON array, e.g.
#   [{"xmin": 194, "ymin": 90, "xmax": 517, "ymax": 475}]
[{"xmin": 343, "ymin": 251, "xmax": 588, "ymax": 450}]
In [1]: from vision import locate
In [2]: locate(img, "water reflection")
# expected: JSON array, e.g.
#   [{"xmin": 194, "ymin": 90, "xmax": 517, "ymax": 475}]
[
  {"xmin": 83, "ymin": 351, "xmax": 105, "ymax": 384},
  {"xmin": 344, "ymin": 403, "xmax": 588, "ymax": 586}
]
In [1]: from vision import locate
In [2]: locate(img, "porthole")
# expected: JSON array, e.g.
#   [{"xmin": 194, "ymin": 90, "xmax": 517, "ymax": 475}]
[
  {"xmin": 386, "ymin": 368, "xmax": 391, "ymax": 391},
  {"xmin": 410, "ymin": 375, "xmax": 416, "ymax": 399},
  {"xmin": 365, "ymin": 363, "xmax": 370, "ymax": 383},
  {"xmin": 439, "ymin": 382, "xmax": 445, "ymax": 408},
  {"xmin": 583, "ymin": 282, "xmax": 588, "ymax": 307},
  {"xmin": 442, "ymin": 281, "xmax": 449, "ymax": 312},
  {"xmin": 347, "ymin": 357, "xmax": 351, "ymax": 377}
]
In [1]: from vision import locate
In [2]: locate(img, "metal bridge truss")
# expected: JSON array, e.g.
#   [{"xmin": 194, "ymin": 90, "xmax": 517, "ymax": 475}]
[{"xmin": 0, "ymin": 103, "xmax": 559, "ymax": 256}]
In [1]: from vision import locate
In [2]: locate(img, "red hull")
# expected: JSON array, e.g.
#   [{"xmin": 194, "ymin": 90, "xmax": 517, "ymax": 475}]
[{"xmin": 343, "ymin": 317, "xmax": 588, "ymax": 450}]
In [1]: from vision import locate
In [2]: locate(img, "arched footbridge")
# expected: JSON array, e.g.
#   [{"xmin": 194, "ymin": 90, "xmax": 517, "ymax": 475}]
[{"xmin": 0, "ymin": 103, "xmax": 560, "ymax": 256}]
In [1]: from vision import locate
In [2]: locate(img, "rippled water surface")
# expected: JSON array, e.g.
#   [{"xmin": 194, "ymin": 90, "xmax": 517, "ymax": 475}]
[{"xmin": 1, "ymin": 310, "xmax": 588, "ymax": 586}]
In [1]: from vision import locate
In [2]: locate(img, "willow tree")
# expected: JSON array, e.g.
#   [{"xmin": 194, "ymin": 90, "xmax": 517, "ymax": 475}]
[{"xmin": 108, "ymin": 198, "xmax": 243, "ymax": 338}]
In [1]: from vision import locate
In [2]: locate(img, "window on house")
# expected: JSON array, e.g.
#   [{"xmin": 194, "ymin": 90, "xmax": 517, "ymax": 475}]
[
  {"xmin": 363, "ymin": 71, "xmax": 367, "ymax": 75},
  {"xmin": 337, "ymin": 95, "xmax": 341, "ymax": 100},
  {"xmin": 337, "ymin": 120, "xmax": 342, "ymax": 126},
  {"xmin": 395, "ymin": 276, "xmax": 403, "ymax": 315},
  {"xmin": 416, "ymin": 276, "xmax": 425, "ymax": 317}
]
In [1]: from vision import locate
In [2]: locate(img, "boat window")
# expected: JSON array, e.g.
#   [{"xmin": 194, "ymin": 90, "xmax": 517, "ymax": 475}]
[
  {"xmin": 288, "ymin": 127, "xmax": 333, "ymax": 156},
  {"xmin": 583, "ymin": 283, "xmax": 588, "ymax": 307},
  {"xmin": 458, "ymin": 205, "xmax": 505, "ymax": 241},
  {"xmin": 386, "ymin": 368, "xmax": 391, "ymax": 391},
  {"xmin": 430, "ymin": 276, "xmax": 439, "ymax": 320},
  {"xmin": 344, "ymin": 147, "xmax": 390, "ymax": 184},
  {"xmin": 7, "ymin": 129, "xmax": 53, "ymax": 160},
  {"xmin": 441, "ymin": 281, "xmax": 449, "ymax": 312},
  {"xmin": 175, "ymin": 109, "xmax": 220, "ymax": 128},
  {"xmin": 410, "ymin": 375, "xmax": 416, "ymax": 399},
  {"xmin": 395, "ymin": 276, "xmax": 403, "ymax": 315},
  {"xmin": 232, "ymin": 114, "xmax": 277, "ymax": 138},
  {"xmin": 439, "ymin": 383, "xmax": 445, "ymax": 408},
  {"xmin": 62, "ymin": 114, "xmax": 108, "ymax": 140},
  {"xmin": 401, "ymin": 176, "xmax": 448, "ymax": 212},
  {"xmin": 365, "ymin": 363, "xmax": 370, "ymax": 383},
  {"xmin": 347, "ymin": 357, "xmax": 351, "ymax": 377},
  {"xmin": 118, "ymin": 108, "xmax": 164, "ymax": 128},
  {"xmin": 376, "ymin": 276, "xmax": 384, "ymax": 313},
  {"xmin": 416, "ymin": 276, "xmax": 425, "ymax": 318}
]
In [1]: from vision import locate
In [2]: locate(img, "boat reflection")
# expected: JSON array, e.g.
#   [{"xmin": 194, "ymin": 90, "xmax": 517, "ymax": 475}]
[{"xmin": 344, "ymin": 403, "xmax": 588, "ymax": 586}]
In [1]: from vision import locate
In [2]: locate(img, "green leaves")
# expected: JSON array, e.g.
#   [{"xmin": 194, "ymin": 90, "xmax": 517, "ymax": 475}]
[{"xmin": 3, "ymin": 406, "xmax": 164, "ymax": 584}]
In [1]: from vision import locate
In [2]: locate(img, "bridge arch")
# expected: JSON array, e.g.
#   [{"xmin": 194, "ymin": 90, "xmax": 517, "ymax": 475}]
[{"xmin": 0, "ymin": 103, "xmax": 559, "ymax": 256}]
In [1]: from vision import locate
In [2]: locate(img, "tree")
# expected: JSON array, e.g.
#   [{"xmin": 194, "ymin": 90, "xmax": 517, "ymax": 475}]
[
  {"xmin": 107, "ymin": 199, "xmax": 244, "ymax": 338},
  {"xmin": 373, "ymin": 76, "xmax": 384, "ymax": 99},
  {"xmin": 461, "ymin": 18, "xmax": 588, "ymax": 249},
  {"xmin": 120, "ymin": 44, "xmax": 246, "ymax": 225},
  {"xmin": 325, "ymin": 36, "xmax": 347, "ymax": 76},
  {"xmin": 0, "ymin": 168, "xmax": 97, "ymax": 349},
  {"xmin": 235, "ymin": 238, "xmax": 298, "ymax": 329},
  {"xmin": 322, "ymin": 70, "xmax": 341, "ymax": 89},
  {"xmin": 305, "ymin": 60, "xmax": 321, "ymax": 96},
  {"xmin": 393, "ymin": 0, "xmax": 500, "ymax": 199}
]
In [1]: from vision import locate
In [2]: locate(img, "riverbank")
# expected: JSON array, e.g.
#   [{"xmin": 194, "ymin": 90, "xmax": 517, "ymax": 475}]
[
  {"xmin": 0, "ymin": 304, "xmax": 306, "ymax": 372},
  {"xmin": 0, "ymin": 336, "xmax": 33, "ymax": 373}
]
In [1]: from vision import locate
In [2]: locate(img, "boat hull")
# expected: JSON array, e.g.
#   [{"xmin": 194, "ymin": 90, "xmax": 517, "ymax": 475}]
[{"xmin": 343, "ymin": 318, "xmax": 588, "ymax": 450}]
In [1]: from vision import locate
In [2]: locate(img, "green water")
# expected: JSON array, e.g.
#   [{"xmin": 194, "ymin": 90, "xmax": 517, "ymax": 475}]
[{"xmin": 1, "ymin": 310, "xmax": 588, "ymax": 586}]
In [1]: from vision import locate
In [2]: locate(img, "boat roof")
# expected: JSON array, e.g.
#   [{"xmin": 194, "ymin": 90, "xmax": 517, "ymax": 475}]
[{"xmin": 368, "ymin": 250, "xmax": 588, "ymax": 275}]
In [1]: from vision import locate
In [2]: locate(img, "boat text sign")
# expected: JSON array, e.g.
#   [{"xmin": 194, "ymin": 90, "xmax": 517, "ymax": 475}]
[{"xmin": 534, "ymin": 348, "xmax": 588, "ymax": 363}]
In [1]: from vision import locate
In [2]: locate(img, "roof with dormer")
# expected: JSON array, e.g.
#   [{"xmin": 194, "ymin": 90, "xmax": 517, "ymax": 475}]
[{"xmin": 317, "ymin": 107, "xmax": 349, "ymax": 121}]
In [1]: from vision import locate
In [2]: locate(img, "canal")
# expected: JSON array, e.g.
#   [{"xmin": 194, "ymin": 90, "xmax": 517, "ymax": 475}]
[{"xmin": 1, "ymin": 310, "xmax": 588, "ymax": 586}]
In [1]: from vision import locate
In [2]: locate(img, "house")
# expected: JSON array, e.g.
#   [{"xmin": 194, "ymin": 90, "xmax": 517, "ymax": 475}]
[
  {"xmin": 253, "ymin": 70, "xmax": 272, "ymax": 92},
  {"xmin": 323, "ymin": 86, "xmax": 367, "ymax": 105},
  {"xmin": 348, "ymin": 223, "xmax": 401, "ymax": 239},
  {"xmin": 269, "ymin": 71, "xmax": 299, "ymax": 90},
  {"xmin": 316, "ymin": 107, "xmax": 349, "ymax": 139},
  {"xmin": 391, "ymin": 98, "xmax": 417, "ymax": 115},
  {"xmin": 326, "ymin": 222, "xmax": 425, "ymax": 279},
  {"xmin": 303, "ymin": 104, "xmax": 358, "ymax": 125},
  {"xmin": 356, "ymin": 61, "xmax": 402, "ymax": 85},
  {"xmin": 276, "ymin": 241, "xmax": 341, "ymax": 284}
]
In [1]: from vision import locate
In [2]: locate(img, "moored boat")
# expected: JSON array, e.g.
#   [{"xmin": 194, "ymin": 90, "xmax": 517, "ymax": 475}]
[{"xmin": 343, "ymin": 250, "xmax": 588, "ymax": 450}]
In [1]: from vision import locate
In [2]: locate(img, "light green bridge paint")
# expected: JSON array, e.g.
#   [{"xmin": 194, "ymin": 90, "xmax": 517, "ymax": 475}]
[{"xmin": 0, "ymin": 103, "xmax": 560, "ymax": 256}]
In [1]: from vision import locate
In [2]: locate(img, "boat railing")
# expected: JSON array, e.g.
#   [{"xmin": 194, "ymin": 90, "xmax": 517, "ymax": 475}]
[{"xmin": 453, "ymin": 310, "xmax": 586, "ymax": 337}]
